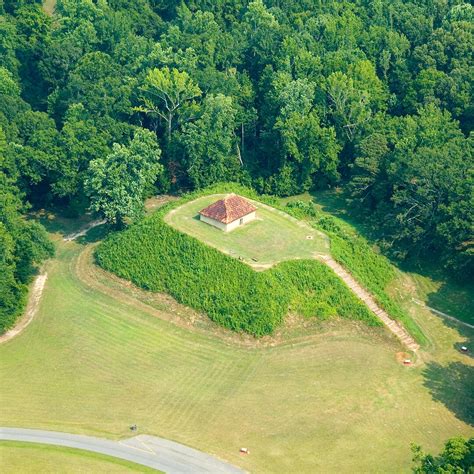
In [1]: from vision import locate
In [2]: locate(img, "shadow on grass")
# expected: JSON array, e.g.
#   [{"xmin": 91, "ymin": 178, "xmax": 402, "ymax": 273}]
[
  {"xmin": 309, "ymin": 188, "xmax": 474, "ymax": 326},
  {"xmin": 76, "ymin": 224, "xmax": 113, "ymax": 244},
  {"xmin": 422, "ymin": 361, "xmax": 474, "ymax": 426},
  {"xmin": 34, "ymin": 209, "xmax": 93, "ymax": 239},
  {"xmin": 426, "ymin": 280, "xmax": 474, "ymax": 327},
  {"xmin": 437, "ymin": 312, "xmax": 474, "ymax": 360}
]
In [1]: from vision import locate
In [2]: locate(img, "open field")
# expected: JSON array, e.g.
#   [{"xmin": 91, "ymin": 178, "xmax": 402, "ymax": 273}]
[
  {"xmin": 1, "ymin": 219, "xmax": 472, "ymax": 473},
  {"xmin": 0, "ymin": 441, "xmax": 157, "ymax": 473},
  {"xmin": 165, "ymin": 194, "xmax": 329, "ymax": 269}
]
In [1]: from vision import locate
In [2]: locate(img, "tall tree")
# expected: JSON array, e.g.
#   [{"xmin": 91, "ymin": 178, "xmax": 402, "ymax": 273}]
[
  {"xmin": 181, "ymin": 94, "xmax": 241, "ymax": 188},
  {"xmin": 412, "ymin": 436, "xmax": 474, "ymax": 473},
  {"xmin": 137, "ymin": 67, "xmax": 201, "ymax": 142},
  {"xmin": 85, "ymin": 129, "xmax": 162, "ymax": 227}
]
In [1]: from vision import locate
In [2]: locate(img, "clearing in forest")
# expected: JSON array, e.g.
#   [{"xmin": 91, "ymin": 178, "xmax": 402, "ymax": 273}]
[{"xmin": 165, "ymin": 194, "xmax": 330, "ymax": 269}]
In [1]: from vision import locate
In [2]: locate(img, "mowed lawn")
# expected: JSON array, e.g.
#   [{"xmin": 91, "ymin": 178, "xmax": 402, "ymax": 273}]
[
  {"xmin": 165, "ymin": 194, "xmax": 330, "ymax": 269},
  {"xmin": 0, "ymin": 232, "xmax": 472, "ymax": 473},
  {"xmin": 0, "ymin": 441, "xmax": 158, "ymax": 473}
]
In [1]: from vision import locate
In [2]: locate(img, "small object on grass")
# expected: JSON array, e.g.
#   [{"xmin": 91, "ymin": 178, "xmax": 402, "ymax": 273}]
[
  {"xmin": 130, "ymin": 424, "xmax": 137, "ymax": 432},
  {"xmin": 306, "ymin": 235, "xmax": 314, "ymax": 240},
  {"xmin": 460, "ymin": 346, "xmax": 468, "ymax": 352},
  {"xmin": 403, "ymin": 359, "xmax": 411, "ymax": 365},
  {"xmin": 240, "ymin": 448, "xmax": 249, "ymax": 454},
  {"xmin": 251, "ymin": 257, "xmax": 258, "ymax": 262}
]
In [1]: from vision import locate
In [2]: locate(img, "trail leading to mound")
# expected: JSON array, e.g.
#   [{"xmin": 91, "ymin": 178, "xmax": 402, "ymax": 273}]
[
  {"xmin": 317, "ymin": 255, "xmax": 420, "ymax": 352},
  {"xmin": 63, "ymin": 219, "xmax": 106, "ymax": 242}
]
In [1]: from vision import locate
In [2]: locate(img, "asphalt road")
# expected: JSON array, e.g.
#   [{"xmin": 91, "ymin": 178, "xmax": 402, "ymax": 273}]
[{"xmin": 0, "ymin": 427, "xmax": 245, "ymax": 473}]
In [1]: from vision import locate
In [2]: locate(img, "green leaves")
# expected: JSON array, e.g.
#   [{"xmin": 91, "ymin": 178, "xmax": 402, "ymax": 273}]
[
  {"xmin": 0, "ymin": 172, "xmax": 54, "ymax": 333},
  {"xmin": 137, "ymin": 67, "xmax": 201, "ymax": 141},
  {"xmin": 96, "ymin": 187, "xmax": 381, "ymax": 337},
  {"xmin": 412, "ymin": 436, "xmax": 474, "ymax": 473},
  {"xmin": 85, "ymin": 128, "xmax": 162, "ymax": 227},
  {"xmin": 349, "ymin": 105, "xmax": 473, "ymax": 276},
  {"xmin": 181, "ymin": 94, "xmax": 240, "ymax": 189}
]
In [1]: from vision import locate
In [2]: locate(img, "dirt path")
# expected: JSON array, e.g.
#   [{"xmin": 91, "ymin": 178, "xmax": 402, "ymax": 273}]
[
  {"xmin": 412, "ymin": 298, "xmax": 474, "ymax": 329},
  {"xmin": 0, "ymin": 273, "xmax": 47, "ymax": 344},
  {"xmin": 317, "ymin": 255, "xmax": 420, "ymax": 352},
  {"xmin": 63, "ymin": 219, "xmax": 106, "ymax": 242}
]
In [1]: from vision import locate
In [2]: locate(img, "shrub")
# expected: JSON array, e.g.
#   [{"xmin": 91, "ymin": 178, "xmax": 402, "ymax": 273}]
[
  {"xmin": 286, "ymin": 200, "xmax": 427, "ymax": 345},
  {"xmin": 96, "ymin": 185, "xmax": 380, "ymax": 336}
]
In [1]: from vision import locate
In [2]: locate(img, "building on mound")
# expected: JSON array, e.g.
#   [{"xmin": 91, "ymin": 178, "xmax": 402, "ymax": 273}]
[{"xmin": 199, "ymin": 194, "xmax": 257, "ymax": 232}]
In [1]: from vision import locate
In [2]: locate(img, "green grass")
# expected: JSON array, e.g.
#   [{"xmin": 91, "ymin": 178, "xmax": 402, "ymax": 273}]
[
  {"xmin": 406, "ymin": 268, "xmax": 474, "ymax": 326},
  {"xmin": 96, "ymin": 188, "xmax": 377, "ymax": 336},
  {"xmin": 305, "ymin": 189, "xmax": 474, "ymax": 326},
  {"xmin": 283, "ymin": 199, "xmax": 427, "ymax": 345},
  {"xmin": 0, "ymin": 441, "xmax": 159, "ymax": 473},
  {"xmin": 0, "ymin": 224, "xmax": 473, "ymax": 473},
  {"xmin": 165, "ymin": 194, "xmax": 329, "ymax": 268}
]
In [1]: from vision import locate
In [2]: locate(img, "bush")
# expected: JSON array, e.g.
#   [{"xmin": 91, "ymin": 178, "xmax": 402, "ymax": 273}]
[
  {"xmin": 286, "ymin": 200, "xmax": 427, "ymax": 345},
  {"xmin": 96, "ymin": 185, "xmax": 379, "ymax": 336}
]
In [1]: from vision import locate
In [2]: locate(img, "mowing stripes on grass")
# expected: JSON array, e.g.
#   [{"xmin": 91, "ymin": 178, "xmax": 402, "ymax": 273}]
[{"xmin": 1, "ymin": 239, "xmax": 472, "ymax": 473}]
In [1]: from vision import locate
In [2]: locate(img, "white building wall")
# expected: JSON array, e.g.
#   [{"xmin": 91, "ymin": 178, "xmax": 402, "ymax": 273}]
[
  {"xmin": 200, "ymin": 211, "xmax": 256, "ymax": 232},
  {"xmin": 200, "ymin": 214, "xmax": 227, "ymax": 230}
]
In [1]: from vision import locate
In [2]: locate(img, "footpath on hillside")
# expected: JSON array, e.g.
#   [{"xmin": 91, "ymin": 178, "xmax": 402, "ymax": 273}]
[{"xmin": 317, "ymin": 255, "xmax": 420, "ymax": 352}]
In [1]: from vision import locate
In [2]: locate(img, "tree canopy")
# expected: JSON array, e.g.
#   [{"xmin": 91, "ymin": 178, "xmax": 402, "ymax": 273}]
[{"xmin": 0, "ymin": 0, "xmax": 473, "ymax": 332}]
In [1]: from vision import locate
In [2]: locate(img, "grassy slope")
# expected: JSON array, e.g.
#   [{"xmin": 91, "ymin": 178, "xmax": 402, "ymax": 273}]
[
  {"xmin": 301, "ymin": 190, "xmax": 474, "ymax": 326},
  {"xmin": 0, "ymin": 229, "xmax": 472, "ymax": 473},
  {"xmin": 0, "ymin": 441, "xmax": 159, "ymax": 473},
  {"xmin": 97, "ymin": 189, "xmax": 377, "ymax": 336},
  {"xmin": 165, "ymin": 194, "xmax": 329, "ymax": 267}
]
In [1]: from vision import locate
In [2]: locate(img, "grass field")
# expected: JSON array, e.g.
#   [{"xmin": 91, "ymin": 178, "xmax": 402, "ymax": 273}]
[
  {"xmin": 1, "ymin": 217, "xmax": 472, "ymax": 473},
  {"xmin": 0, "ymin": 441, "xmax": 158, "ymax": 473},
  {"xmin": 165, "ymin": 194, "xmax": 329, "ymax": 269}
]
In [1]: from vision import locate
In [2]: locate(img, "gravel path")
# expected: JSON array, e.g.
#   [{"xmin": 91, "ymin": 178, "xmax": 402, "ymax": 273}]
[
  {"xmin": 317, "ymin": 255, "xmax": 420, "ymax": 351},
  {"xmin": 0, "ymin": 428, "xmax": 245, "ymax": 473}
]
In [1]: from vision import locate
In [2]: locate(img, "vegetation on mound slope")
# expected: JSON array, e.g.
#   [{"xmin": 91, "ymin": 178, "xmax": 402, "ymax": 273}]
[
  {"xmin": 285, "ymin": 200, "xmax": 427, "ymax": 345},
  {"xmin": 1, "ymin": 236, "xmax": 471, "ymax": 473},
  {"xmin": 96, "ymin": 185, "xmax": 379, "ymax": 337}
]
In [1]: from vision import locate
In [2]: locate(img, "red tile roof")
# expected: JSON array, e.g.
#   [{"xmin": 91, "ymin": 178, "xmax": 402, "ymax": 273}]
[{"xmin": 199, "ymin": 195, "xmax": 257, "ymax": 224}]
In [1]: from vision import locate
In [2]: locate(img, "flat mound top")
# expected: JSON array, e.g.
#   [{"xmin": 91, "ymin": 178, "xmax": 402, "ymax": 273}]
[
  {"xmin": 165, "ymin": 194, "xmax": 330, "ymax": 269},
  {"xmin": 199, "ymin": 194, "xmax": 256, "ymax": 224}
]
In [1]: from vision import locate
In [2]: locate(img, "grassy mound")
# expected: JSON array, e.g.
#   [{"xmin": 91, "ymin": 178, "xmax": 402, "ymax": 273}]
[
  {"xmin": 285, "ymin": 200, "xmax": 427, "ymax": 345},
  {"xmin": 96, "ymin": 186, "xmax": 379, "ymax": 336},
  {"xmin": 165, "ymin": 194, "xmax": 329, "ymax": 268}
]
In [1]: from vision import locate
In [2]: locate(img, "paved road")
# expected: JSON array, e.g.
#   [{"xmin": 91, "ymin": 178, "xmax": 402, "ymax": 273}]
[{"xmin": 0, "ymin": 427, "xmax": 245, "ymax": 473}]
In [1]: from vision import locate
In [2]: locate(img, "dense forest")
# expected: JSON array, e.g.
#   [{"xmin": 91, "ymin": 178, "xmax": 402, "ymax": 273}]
[{"xmin": 1, "ymin": 0, "xmax": 473, "ymax": 330}]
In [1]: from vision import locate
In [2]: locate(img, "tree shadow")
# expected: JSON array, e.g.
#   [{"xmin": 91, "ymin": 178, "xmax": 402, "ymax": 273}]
[
  {"xmin": 75, "ymin": 223, "xmax": 112, "ymax": 244},
  {"xmin": 309, "ymin": 189, "xmax": 474, "ymax": 326},
  {"xmin": 32, "ymin": 208, "xmax": 95, "ymax": 239},
  {"xmin": 425, "ymin": 279, "xmax": 474, "ymax": 328},
  {"xmin": 422, "ymin": 361, "xmax": 474, "ymax": 426}
]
